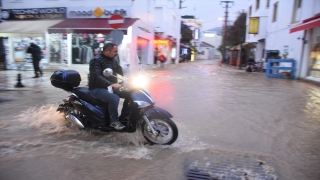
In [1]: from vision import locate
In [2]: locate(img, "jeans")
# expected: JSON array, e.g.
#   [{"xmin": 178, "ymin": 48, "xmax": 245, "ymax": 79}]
[
  {"xmin": 89, "ymin": 88, "xmax": 130, "ymax": 122},
  {"xmin": 32, "ymin": 59, "xmax": 42, "ymax": 76}
]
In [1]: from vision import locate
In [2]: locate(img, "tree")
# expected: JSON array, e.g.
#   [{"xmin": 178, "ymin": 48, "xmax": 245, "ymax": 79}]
[
  {"xmin": 218, "ymin": 11, "xmax": 247, "ymax": 55},
  {"xmin": 180, "ymin": 21, "xmax": 193, "ymax": 44},
  {"xmin": 227, "ymin": 11, "xmax": 247, "ymax": 46}
]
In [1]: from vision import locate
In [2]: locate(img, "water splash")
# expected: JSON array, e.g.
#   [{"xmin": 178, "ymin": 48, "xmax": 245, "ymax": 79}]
[
  {"xmin": 13, "ymin": 104, "xmax": 69, "ymax": 134},
  {"xmin": 2, "ymin": 103, "xmax": 210, "ymax": 160}
]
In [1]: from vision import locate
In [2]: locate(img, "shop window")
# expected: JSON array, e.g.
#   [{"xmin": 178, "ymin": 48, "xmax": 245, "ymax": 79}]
[
  {"xmin": 308, "ymin": 27, "xmax": 320, "ymax": 78},
  {"xmin": 291, "ymin": 0, "xmax": 302, "ymax": 23},
  {"xmin": 71, "ymin": 34, "xmax": 106, "ymax": 64},
  {"xmin": 137, "ymin": 37, "xmax": 149, "ymax": 64},
  {"xmin": 13, "ymin": 37, "xmax": 45, "ymax": 62},
  {"xmin": 272, "ymin": 2, "xmax": 278, "ymax": 22},
  {"xmin": 256, "ymin": 0, "xmax": 260, "ymax": 11}
]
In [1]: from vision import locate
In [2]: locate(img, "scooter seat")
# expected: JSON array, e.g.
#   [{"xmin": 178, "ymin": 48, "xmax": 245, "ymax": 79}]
[{"xmin": 73, "ymin": 87, "xmax": 105, "ymax": 105}]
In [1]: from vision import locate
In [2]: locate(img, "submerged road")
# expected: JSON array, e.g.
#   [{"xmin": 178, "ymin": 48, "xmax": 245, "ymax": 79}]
[{"xmin": 1, "ymin": 59, "xmax": 320, "ymax": 180}]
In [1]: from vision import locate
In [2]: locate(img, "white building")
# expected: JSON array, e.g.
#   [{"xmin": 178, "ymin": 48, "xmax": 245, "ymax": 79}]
[
  {"xmin": 181, "ymin": 15, "xmax": 202, "ymax": 61},
  {"xmin": 246, "ymin": 0, "xmax": 320, "ymax": 80},
  {"xmin": 0, "ymin": 0, "xmax": 181, "ymax": 69},
  {"xmin": 154, "ymin": 0, "xmax": 181, "ymax": 64},
  {"xmin": 202, "ymin": 27, "xmax": 223, "ymax": 59}
]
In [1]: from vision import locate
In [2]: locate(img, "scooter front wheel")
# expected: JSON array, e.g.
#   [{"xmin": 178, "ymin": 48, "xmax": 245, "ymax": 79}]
[{"xmin": 141, "ymin": 117, "xmax": 178, "ymax": 145}]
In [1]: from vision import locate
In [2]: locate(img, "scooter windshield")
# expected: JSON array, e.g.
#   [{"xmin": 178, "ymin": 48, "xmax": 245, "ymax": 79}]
[{"xmin": 117, "ymin": 43, "xmax": 150, "ymax": 89}]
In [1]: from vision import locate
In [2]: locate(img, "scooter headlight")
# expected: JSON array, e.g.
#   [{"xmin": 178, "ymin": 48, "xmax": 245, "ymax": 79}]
[
  {"xmin": 132, "ymin": 75, "xmax": 147, "ymax": 88},
  {"xmin": 134, "ymin": 101, "xmax": 151, "ymax": 108}
]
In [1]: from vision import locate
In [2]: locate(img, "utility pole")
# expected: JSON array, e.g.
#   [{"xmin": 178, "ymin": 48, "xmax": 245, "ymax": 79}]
[
  {"xmin": 179, "ymin": 0, "xmax": 187, "ymax": 9},
  {"xmin": 220, "ymin": 1, "xmax": 234, "ymax": 64}
]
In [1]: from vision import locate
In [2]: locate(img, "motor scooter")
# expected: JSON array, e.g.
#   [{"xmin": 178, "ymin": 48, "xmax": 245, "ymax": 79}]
[{"xmin": 50, "ymin": 65, "xmax": 178, "ymax": 145}]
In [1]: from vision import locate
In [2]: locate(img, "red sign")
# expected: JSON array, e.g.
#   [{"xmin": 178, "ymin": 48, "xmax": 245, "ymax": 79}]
[{"xmin": 108, "ymin": 14, "xmax": 124, "ymax": 29}]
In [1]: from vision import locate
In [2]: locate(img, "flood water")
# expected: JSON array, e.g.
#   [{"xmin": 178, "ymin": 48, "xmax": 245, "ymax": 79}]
[{"xmin": 1, "ymin": 60, "xmax": 320, "ymax": 180}]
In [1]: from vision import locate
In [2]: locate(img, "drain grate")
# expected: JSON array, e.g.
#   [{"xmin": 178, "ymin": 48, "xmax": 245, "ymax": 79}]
[
  {"xmin": 186, "ymin": 168, "xmax": 219, "ymax": 180},
  {"xmin": 185, "ymin": 161, "xmax": 277, "ymax": 180}
]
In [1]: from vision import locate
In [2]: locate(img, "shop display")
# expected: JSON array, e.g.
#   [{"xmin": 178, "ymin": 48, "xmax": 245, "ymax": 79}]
[
  {"xmin": 13, "ymin": 37, "xmax": 45, "ymax": 62},
  {"xmin": 308, "ymin": 27, "xmax": 320, "ymax": 78},
  {"xmin": 71, "ymin": 34, "xmax": 107, "ymax": 64},
  {"xmin": 0, "ymin": 37, "xmax": 9, "ymax": 69}
]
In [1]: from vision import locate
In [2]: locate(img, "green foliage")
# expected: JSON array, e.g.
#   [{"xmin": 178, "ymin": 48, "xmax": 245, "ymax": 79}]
[
  {"xmin": 227, "ymin": 12, "xmax": 247, "ymax": 46},
  {"xmin": 218, "ymin": 11, "xmax": 247, "ymax": 53},
  {"xmin": 180, "ymin": 22, "xmax": 193, "ymax": 44}
]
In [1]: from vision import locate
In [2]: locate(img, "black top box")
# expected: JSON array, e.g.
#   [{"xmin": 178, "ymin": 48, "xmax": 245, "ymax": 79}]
[{"xmin": 50, "ymin": 70, "xmax": 81, "ymax": 91}]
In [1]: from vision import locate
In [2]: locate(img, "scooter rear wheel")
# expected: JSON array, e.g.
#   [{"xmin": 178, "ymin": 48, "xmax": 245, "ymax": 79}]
[{"xmin": 141, "ymin": 117, "xmax": 178, "ymax": 145}]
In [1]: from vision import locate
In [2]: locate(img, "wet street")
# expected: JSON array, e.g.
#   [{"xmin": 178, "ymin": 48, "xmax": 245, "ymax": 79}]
[{"xmin": 1, "ymin": 59, "xmax": 320, "ymax": 180}]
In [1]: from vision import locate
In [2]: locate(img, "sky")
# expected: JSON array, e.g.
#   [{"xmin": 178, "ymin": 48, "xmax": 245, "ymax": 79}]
[{"xmin": 178, "ymin": 0, "xmax": 249, "ymax": 31}]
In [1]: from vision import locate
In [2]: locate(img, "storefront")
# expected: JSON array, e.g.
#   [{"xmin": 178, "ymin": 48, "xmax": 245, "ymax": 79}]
[
  {"xmin": 154, "ymin": 36, "xmax": 177, "ymax": 64},
  {"xmin": 290, "ymin": 14, "xmax": 320, "ymax": 80},
  {"xmin": 47, "ymin": 6, "xmax": 153, "ymax": 66},
  {"xmin": 0, "ymin": 7, "xmax": 66, "ymax": 69},
  {"xmin": 307, "ymin": 27, "xmax": 320, "ymax": 78}
]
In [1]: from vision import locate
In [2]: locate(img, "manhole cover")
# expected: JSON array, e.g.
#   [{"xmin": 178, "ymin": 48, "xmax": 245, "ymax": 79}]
[{"xmin": 185, "ymin": 160, "xmax": 277, "ymax": 180}]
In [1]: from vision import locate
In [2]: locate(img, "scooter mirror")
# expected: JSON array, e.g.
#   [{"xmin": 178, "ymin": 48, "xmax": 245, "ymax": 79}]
[{"xmin": 103, "ymin": 68, "xmax": 113, "ymax": 77}]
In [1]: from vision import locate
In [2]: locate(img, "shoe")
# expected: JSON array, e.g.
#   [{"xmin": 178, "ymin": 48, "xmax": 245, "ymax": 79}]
[
  {"xmin": 110, "ymin": 121, "xmax": 125, "ymax": 130},
  {"xmin": 32, "ymin": 76, "xmax": 40, "ymax": 78},
  {"xmin": 119, "ymin": 114, "xmax": 130, "ymax": 121}
]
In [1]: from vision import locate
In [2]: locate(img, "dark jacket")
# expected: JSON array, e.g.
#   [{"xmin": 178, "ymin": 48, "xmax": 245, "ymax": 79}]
[
  {"xmin": 88, "ymin": 53, "xmax": 123, "ymax": 90},
  {"xmin": 26, "ymin": 43, "xmax": 42, "ymax": 60}
]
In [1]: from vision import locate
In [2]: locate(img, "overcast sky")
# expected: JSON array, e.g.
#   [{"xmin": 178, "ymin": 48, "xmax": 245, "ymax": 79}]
[{"xmin": 178, "ymin": 0, "xmax": 249, "ymax": 31}]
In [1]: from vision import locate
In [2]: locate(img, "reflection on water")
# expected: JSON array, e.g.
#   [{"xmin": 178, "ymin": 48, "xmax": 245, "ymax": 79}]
[
  {"xmin": 304, "ymin": 87, "xmax": 320, "ymax": 124},
  {"xmin": 1, "ymin": 60, "xmax": 320, "ymax": 179},
  {"xmin": 1, "ymin": 104, "xmax": 209, "ymax": 161}
]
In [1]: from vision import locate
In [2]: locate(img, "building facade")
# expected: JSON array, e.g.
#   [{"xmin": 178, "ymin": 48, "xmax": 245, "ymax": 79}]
[
  {"xmin": 181, "ymin": 15, "xmax": 202, "ymax": 61},
  {"xmin": 246, "ymin": 0, "xmax": 320, "ymax": 80},
  {"xmin": 202, "ymin": 28, "xmax": 223, "ymax": 59},
  {"xmin": 0, "ymin": 0, "xmax": 181, "ymax": 69},
  {"xmin": 154, "ymin": 0, "xmax": 181, "ymax": 64}
]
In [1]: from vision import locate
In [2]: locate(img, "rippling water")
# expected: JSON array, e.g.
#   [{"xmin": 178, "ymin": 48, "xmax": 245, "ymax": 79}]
[{"xmin": 1, "ymin": 60, "xmax": 320, "ymax": 180}]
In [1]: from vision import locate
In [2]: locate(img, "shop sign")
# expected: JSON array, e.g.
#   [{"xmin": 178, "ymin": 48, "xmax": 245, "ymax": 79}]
[
  {"xmin": 154, "ymin": 40, "xmax": 169, "ymax": 44},
  {"xmin": 249, "ymin": 17, "xmax": 259, "ymax": 34},
  {"xmin": 68, "ymin": 7, "xmax": 131, "ymax": 18},
  {"xmin": 1, "ymin": 7, "xmax": 66, "ymax": 20}
]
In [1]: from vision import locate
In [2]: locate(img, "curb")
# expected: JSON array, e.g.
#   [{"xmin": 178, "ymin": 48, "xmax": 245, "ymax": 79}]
[{"xmin": 0, "ymin": 87, "xmax": 33, "ymax": 91}]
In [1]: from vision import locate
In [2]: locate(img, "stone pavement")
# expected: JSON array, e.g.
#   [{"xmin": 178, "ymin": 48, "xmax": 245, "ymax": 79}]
[{"xmin": 0, "ymin": 65, "xmax": 90, "ymax": 91}]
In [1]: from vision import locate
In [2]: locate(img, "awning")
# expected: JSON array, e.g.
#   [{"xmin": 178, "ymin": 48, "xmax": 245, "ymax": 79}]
[
  {"xmin": 0, "ymin": 20, "xmax": 63, "ymax": 35},
  {"xmin": 242, "ymin": 42, "xmax": 256, "ymax": 48},
  {"xmin": 230, "ymin": 45, "xmax": 240, "ymax": 51},
  {"xmin": 290, "ymin": 15, "xmax": 320, "ymax": 33},
  {"xmin": 48, "ymin": 18, "xmax": 138, "ymax": 34}
]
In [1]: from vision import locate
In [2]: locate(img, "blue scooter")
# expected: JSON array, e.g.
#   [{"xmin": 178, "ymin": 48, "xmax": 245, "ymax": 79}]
[{"xmin": 50, "ymin": 68, "xmax": 178, "ymax": 145}]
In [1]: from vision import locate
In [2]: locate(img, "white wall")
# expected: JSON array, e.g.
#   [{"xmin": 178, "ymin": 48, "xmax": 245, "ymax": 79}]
[
  {"xmin": 154, "ymin": 0, "xmax": 181, "ymax": 64},
  {"xmin": 246, "ymin": 0, "xmax": 269, "ymax": 43},
  {"xmin": 202, "ymin": 34, "xmax": 222, "ymax": 58},
  {"xmin": 131, "ymin": 0, "xmax": 155, "ymax": 64},
  {"xmin": 245, "ymin": 0, "xmax": 320, "ymax": 78}
]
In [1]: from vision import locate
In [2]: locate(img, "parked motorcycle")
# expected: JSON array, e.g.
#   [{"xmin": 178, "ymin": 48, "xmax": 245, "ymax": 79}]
[
  {"xmin": 50, "ymin": 66, "xmax": 178, "ymax": 145},
  {"xmin": 245, "ymin": 60, "xmax": 264, "ymax": 72}
]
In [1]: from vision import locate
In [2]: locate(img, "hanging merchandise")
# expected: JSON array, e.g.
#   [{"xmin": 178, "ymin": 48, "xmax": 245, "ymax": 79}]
[
  {"xmin": 49, "ymin": 34, "xmax": 62, "ymax": 64},
  {"xmin": 0, "ymin": 37, "xmax": 9, "ymax": 70},
  {"xmin": 71, "ymin": 34, "xmax": 96, "ymax": 64},
  {"xmin": 61, "ymin": 39, "xmax": 68, "ymax": 66}
]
